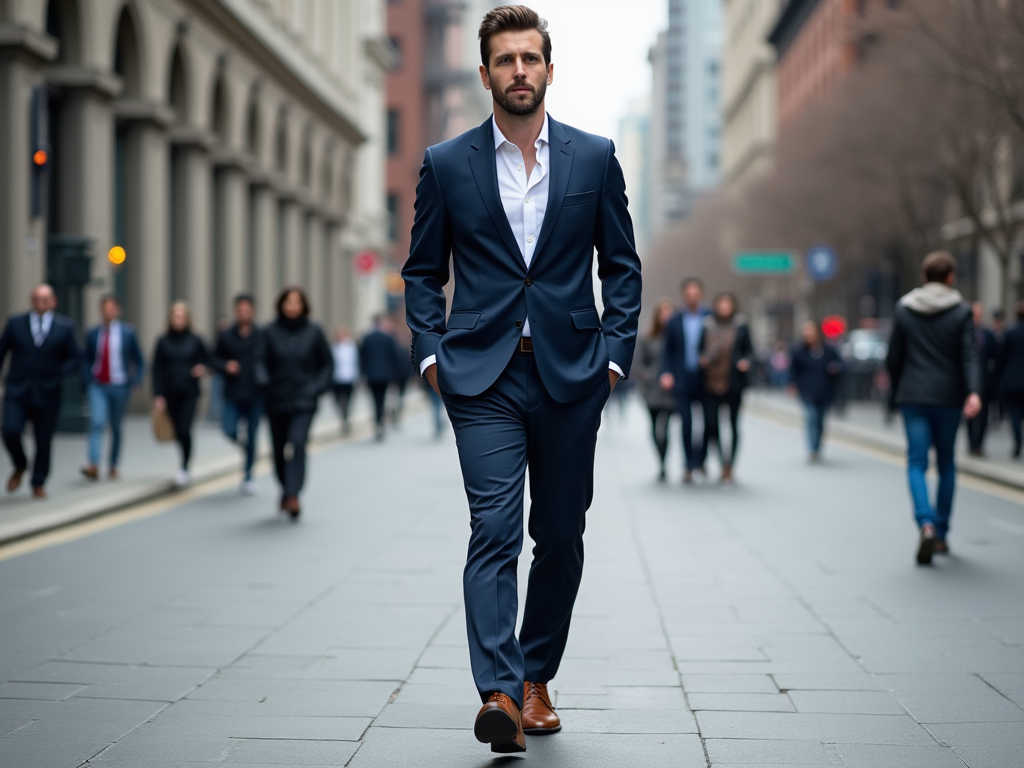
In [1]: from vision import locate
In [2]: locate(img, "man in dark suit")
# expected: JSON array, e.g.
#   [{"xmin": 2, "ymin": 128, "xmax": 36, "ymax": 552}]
[
  {"xmin": 359, "ymin": 316, "xmax": 403, "ymax": 440},
  {"xmin": 659, "ymin": 277, "xmax": 710, "ymax": 482},
  {"xmin": 967, "ymin": 302, "xmax": 998, "ymax": 456},
  {"xmin": 81, "ymin": 295, "xmax": 145, "ymax": 480},
  {"xmin": 0, "ymin": 284, "xmax": 82, "ymax": 497},
  {"xmin": 403, "ymin": 6, "xmax": 641, "ymax": 753}
]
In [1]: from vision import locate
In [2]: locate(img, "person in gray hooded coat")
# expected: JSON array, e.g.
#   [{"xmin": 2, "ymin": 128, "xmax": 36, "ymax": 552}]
[{"xmin": 886, "ymin": 251, "xmax": 981, "ymax": 565}]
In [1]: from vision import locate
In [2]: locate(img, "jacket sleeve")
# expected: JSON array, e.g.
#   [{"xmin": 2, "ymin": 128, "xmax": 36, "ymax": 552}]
[
  {"xmin": 961, "ymin": 311, "xmax": 982, "ymax": 396},
  {"xmin": 207, "ymin": 331, "xmax": 229, "ymax": 375},
  {"xmin": 151, "ymin": 339, "xmax": 165, "ymax": 398},
  {"xmin": 402, "ymin": 148, "xmax": 453, "ymax": 370},
  {"xmin": 593, "ymin": 140, "xmax": 643, "ymax": 378},
  {"xmin": 735, "ymin": 325, "xmax": 754, "ymax": 365},
  {"xmin": 253, "ymin": 329, "xmax": 269, "ymax": 389},
  {"xmin": 312, "ymin": 327, "xmax": 334, "ymax": 397},
  {"xmin": 885, "ymin": 312, "xmax": 906, "ymax": 391}
]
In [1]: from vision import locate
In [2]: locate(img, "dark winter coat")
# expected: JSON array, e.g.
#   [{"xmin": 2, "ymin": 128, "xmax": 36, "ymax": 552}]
[
  {"xmin": 997, "ymin": 324, "xmax": 1024, "ymax": 396},
  {"xmin": 789, "ymin": 343, "xmax": 844, "ymax": 407},
  {"xmin": 260, "ymin": 317, "xmax": 333, "ymax": 414},
  {"xmin": 209, "ymin": 324, "xmax": 265, "ymax": 404},
  {"xmin": 152, "ymin": 329, "xmax": 208, "ymax": 398}
]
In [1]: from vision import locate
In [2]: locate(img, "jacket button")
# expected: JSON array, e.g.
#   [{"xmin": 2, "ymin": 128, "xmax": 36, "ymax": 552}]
[
  {"xmin": 525, "ymin": 277, "xmax": 533, "ymax": 286},
  {"xmin": 515, "ymin": 320, "xmax": 523, "ymax": 329}
]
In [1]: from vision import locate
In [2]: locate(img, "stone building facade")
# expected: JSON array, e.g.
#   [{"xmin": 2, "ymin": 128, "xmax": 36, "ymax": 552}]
[{"xmin": 0, "ymin": 0, "xmax": 393, "ymax": 369}]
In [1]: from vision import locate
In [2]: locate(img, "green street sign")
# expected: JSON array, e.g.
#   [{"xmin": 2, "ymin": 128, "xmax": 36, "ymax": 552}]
[{"xmin": 731, "ymin": 251, "xmax": 798, "ymax": 275}]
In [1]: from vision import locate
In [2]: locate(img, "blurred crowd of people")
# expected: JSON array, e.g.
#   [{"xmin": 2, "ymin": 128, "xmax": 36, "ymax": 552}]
[{"xmin": 0, "ymin": 285, "xmax": 424, "ymax": 519}]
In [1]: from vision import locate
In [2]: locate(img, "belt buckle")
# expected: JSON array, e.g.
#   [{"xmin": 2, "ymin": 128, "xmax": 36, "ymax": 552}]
[{"xmin": 519, "ymin": 337, "xmax": 533, "ymax": 353}]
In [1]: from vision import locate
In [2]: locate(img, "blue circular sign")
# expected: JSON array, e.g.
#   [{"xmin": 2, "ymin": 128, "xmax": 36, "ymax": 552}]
[{"xmin": 806, "ymin": 244, "xmax": 839, "ymax": 282}]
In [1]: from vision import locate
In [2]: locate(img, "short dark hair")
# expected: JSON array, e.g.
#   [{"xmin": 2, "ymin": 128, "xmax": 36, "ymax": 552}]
[
  {"xmin": 714, "ymin": 291, "xmax": 739, "ymax": 312},
  {"xmin": 479, "ymin": 5, "xmax": 551, "ymax": 68},
  {"xmin": 681, "ymin": 277, "xmax": 704, "ymax": 292},
  {"xmin": 234, "ymin": 293, "xmax": 255, "ymax": 306},
  {"xmin": 275, "ymin": 286, "xmax": 310, "ymax": 318},
  {"xmin": 922, "ymin": 251, "xmax": 957, "ymax": 284},
  {"xmin": 99, "ymin": 293, "xmax": 120, "ymax": 307}
]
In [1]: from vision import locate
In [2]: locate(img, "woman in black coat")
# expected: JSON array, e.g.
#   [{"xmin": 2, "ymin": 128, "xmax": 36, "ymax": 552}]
[
  {"xmin": 152, "ymin": 302, "xmax": 208, "ymax": 487},
  {"xmin": 260, "ymin": 287, "xmax": 333, "ymax": 518},
  {"xmin": 789, "ymin": 320, "xmax": 844, "ymax": 463}
]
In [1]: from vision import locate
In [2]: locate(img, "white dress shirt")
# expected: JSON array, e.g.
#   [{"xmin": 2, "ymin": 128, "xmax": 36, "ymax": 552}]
[
  {"xmin": 332, "ymin": 339, "xmax": 360, "ymax": 384},
  {"xmin": 92, "ymin": 320, "xmax": 128, "ymax": 385},
  {"xmin": 421, "ymin": 114, "xmax": 622, "ymax": 379},
  {"xmin": 30, "ymin": 310, "xmax": 54, "ymax": 347}
]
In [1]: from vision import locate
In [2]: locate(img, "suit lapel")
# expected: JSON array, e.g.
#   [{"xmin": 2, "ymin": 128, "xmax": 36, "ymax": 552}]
[
  {"xmin": 531, "ymin": 117, "xmax": 574, "ymax": 269},
  {"xmin": 468, "ymin": 119, "xmax": 524, "ymax": 271}
]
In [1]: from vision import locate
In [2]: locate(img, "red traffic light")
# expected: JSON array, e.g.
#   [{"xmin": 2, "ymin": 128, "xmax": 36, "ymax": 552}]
[
  {"xmin": 33, "ymin": 149, "xmax": 48, "ymax": 166},
  {"xmin": 821, "ymin": 315, "xmax": 847, "ymax": 339},
  {"xmin": 354, "ymin": 251, "xmax": 377, "ymax": 274}
]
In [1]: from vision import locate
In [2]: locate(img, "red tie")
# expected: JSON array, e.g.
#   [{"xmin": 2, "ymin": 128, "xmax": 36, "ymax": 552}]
[{"xmin": 97, "ymin": 329, "xmax": 111, "ymax": 384}]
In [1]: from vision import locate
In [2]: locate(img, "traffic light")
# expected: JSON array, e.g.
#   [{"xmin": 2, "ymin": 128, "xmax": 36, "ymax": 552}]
[{"xmin": 30, "ymin": 86, "xmax": 51, "ymax": 218}]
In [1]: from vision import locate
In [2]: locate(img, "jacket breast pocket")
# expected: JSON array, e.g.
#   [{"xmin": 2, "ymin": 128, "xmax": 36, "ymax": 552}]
[
  {"xmin": 571, "ymin": 308, "xmax": 602, "ymax": 331},
  {"xmin": 563, "ymin": 190, "xmax": 597, "ymax": 208},
  {"xmin": 446, "ymin": 311, "xmax": 481, "ymax": 330}
]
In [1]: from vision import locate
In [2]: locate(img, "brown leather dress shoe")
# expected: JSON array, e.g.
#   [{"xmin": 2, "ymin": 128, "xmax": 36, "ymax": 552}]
[
  {"xmin": 522, "ymin": 681, "xmax": 561, "ymax": 734},
  {"xmin": 7, "ymin": 469, "xmax": 24, "ymax": 493},
  {"xmin": 474, "ymin": 692, "xmax": 526, "ymax": 753},
  {"xmin": 32, "ymin": 485, "xmax": 46, "ymax": 499},
  {"xmin": 81, "ymin": 465, "xmax": 99, "ymax": 481}
]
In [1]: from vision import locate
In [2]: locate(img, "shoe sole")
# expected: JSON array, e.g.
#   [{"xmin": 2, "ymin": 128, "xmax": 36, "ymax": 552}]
[
  {"xmin": 916, "ymin": 538, "xmax": 935, "ymax": 565},
  {"xmin": 475, "ymin": 708, "xmax": 524, "ymax": 753},
  {"xmin": 523, "ymin": 724, "xmax": 562, "ymax": 735}
]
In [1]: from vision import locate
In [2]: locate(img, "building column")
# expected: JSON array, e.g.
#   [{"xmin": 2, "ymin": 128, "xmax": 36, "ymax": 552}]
[
  {"xmin": 323, "ymin": 221, "xmax": 343, "ymax": 330},
  {"xmin": 250, "ymin": 183, "xmax": 278, "ymax": 322},
  {"xmin": 279, "ymin": 197, "xmax": 303, "ymax": 288},
  {"xmin": 0, "ymin": 29, "xmax": 55, "ymax": 322},
  {"xmin": 122, "ymin": 119, "xmax": 170, "ymax": 368},
  {"xmin": 171, "ymin": 142, "xmax": 213, "ymax": 336},
  {"xmin": 213, "ymin": 163, "xmax": 248, "ymax": 320},
  {"xmin": 306, "ymin": 211, "xmax": 325, "ymax": 322}
]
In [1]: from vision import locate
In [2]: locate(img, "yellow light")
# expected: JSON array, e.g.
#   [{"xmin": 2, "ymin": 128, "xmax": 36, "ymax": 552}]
[
  {"xmin": 108, "ymin": 246, "xmax": 126, "ymax": 265},
  {"xmin": 33, "ymin": 150, "xmax": 48, "ymax": 166}
]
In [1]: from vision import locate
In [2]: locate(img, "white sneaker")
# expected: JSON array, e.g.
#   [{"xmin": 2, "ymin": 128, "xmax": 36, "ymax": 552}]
[
  {"xmin": 240, "ymin": 480, "xmax": 257, "ymax": 496},
  {"xmin": 174, "ymin": 469, "xmax": 190, "ymax": 488}
]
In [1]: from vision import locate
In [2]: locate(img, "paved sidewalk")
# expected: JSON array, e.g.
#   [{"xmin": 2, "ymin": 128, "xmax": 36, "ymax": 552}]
[
  {"xmin": 0, "ymin": 389, "xmax": 413, "ymax": 544},
  {"xmin": 747, "ymin": 390, "xmax": 1024, "ymax": 490},
  {"xmin": 0, "ymin": 399, "xmax": 1021, "ymax": 767}
]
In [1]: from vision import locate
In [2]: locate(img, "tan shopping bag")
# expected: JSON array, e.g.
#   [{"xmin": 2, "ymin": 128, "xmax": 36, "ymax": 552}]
[{"xmin": 152, "ymin": 406, "xmax": 176, "ymax": 442}]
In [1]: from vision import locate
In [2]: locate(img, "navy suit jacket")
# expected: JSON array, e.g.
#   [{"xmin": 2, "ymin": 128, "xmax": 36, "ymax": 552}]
[
  {"xmin": 660, "ymin": 309, "xmax": 709, "ymax": 394},
  {"xmin": 360, "ymin": 329, "xmax": 404, "ymax": 385},
  {"xmin": 0, "ymin": 312, "xmax": 81, "ymax": 405},
  {"xmin": 82, "ymin": 323, "xmax": 145, "ymax": 388},
  {"xmin": 402, "ymin": 115, "xmax": 642, "ymax": 404}
]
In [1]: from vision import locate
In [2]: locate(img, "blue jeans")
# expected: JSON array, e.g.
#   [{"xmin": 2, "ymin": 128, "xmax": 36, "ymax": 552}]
[
  {"xmin": 901, "ymin": 405, "xmax": 961, "ymax": 540},
  {"xmin": 88, "ymin": 383, "xmax": 131, "ymax": 468},
  {"xmin": 222, "ymin": 399, "xmax": 263, "ymax": 480},
  {"xmin": 804, "ymin": 402, "xmax": 828, "ymax": 454}
]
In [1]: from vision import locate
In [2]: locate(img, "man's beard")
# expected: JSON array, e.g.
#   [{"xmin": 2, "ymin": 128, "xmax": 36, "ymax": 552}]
[{"xmin": 493, "ymin": 78, "xmax": 546, "ymax": 116}]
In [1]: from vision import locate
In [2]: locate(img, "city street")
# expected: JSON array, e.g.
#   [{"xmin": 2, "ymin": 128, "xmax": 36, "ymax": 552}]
[{"xmin": 1, "ymin": 401, "xmax": 1022, "ymax": 768}]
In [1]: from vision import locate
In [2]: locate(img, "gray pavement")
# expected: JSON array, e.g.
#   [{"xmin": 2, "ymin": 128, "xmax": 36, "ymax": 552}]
[{"xmin": 0, "ymin": 397, "xmax": 1022, "ymax": 767}]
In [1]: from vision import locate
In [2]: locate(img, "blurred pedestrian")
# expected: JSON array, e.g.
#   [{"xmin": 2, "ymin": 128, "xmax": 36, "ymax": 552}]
[
  {"xmin": 81, "ymin": 295, "xmax": 144, "ymax": 481},
  {"xmin": 423, "ymin": 375, "xmax": 445, "ymax": 437},
  {"xmin": 967, "ymin": 302, "xmax": 998, "ymax": 457},
  {"xmin": 360, "ymin": 316, "xmax": 402, "ymax": 441},
  {"xmin": 660, "ymin": 278, "xmax": 710, "ymax": 483},
  {"xmin": 635, "ymin": 299, "xmax": 676, "ymax": 481},
  {"xmin": 990, "ymin": 308, "xmax": 1007, "ymax": 426},
  {"xmin": 209, "ymin": 294, "xmax": 264, "ymax": 495},
  {"xmin": 789, "ymin": 320, "xmax": 844, "ymax": 463},
  {"xmin": 997, "ymin": 301, "xmax": 1024, "ymax": 459},
  {"xmin": 260, "ymin": 287, "xmax": 333, "ymax": 519},
  {"xmin": 330, "ymin": 326, "xmax": 359, "ymax": 435},
  {"xmin": 885, "ymin": 252, "xmax": 981, "ymax": 565},
  {"xmin": 388, "ymin": 319, "xmax": 413, "ymax": 428},
  {"xmin": 0, "ymin": 284, "xmax": 81, "ymax": 498},
  {"xmin": 152, "ymin": 302, "xmax": 208, "ymax": 488},
  {"xmin": 768, "ymin": 342, "xmax": 790, "ymax": 389},
  {"xmin": 700, "ymin": 292, "xmax": 753, "ymax": 484}
]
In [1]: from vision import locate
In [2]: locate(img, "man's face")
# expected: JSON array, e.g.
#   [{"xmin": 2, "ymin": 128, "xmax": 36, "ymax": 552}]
[
  {"xmin": 802, "ymin": 322, "xmax": 819, "ymax": 346},
  {"xmin": 682, "ymin": 283, "xmax": 703, "ymax": 309},
  {"xmin": 30, "ymin": 287, "xmax": 55, "ymax": 315},
  {"xmin": 972, "ymin": 302, "xmax": 983, "ymax": 325},
  {"xmin": 101, "ymin": 299, "xmax": 121, "ymax": 323},
  {"xmin": 235, "ymin": 300, "xmax": 254, "ymax": 325},
  {"xmin": 480, "ymin": 30, "xmax": 552, "ymax": 118}
]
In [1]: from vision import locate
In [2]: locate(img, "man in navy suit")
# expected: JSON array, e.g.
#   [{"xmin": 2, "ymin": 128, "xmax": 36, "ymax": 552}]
[
  {"xmin": 81, "ymin": 295, "xmax": 145, "ymax": 480},
  {"xmin": 403, "ymin": 6, "xmax": 642, "ymax": 753},
  {"xmin": 659, "ymin": 278, "xmax": 710, "ymax": 482},
  {"xmin": 0, "ymin": 284, "xmax": 81, "ymax": 497}
]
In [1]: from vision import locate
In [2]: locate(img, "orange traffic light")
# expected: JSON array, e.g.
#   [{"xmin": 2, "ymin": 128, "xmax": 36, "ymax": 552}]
[
  {"xmin": 108, "ymin": 246, "xmax": 126, "ymax": 265},
  {"xmin": 33, "ymin": 149, "xmax": 48, "ymax": 166}
]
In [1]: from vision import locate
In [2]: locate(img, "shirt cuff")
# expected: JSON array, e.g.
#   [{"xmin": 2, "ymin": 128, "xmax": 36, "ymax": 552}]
[
  {"xmin": 609, "ymin": 361, "xmax": 624, "ymax": 379},
  {"xmin": 419, "ymin": 355, "xmax": 437, "ymax": 376}
]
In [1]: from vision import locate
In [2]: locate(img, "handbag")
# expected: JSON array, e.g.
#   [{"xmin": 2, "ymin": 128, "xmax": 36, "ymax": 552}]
[{"xmin": 152, "ymin": 406, "xmax": 176, "ymax": 442}]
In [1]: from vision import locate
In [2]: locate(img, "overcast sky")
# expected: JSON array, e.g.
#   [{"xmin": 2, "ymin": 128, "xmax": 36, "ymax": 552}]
[{"xmin": 494, "ymin": 1, "xmax": 668, "ymax": 141}]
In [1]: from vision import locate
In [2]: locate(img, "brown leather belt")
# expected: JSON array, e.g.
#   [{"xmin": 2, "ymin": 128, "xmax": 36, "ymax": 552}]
[{"xmin": 518, "ymin": 337, "xmax": 534, "ymax": 353}]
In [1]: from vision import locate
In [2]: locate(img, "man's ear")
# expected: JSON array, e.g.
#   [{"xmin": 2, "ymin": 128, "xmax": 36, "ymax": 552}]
[
  {"xmin": 547, "ymin": 62, "xmax": 554, "ymax": 85},
  {"xmin": 479, "ymin": 64, "xmax": 491, "ymax": 91}
]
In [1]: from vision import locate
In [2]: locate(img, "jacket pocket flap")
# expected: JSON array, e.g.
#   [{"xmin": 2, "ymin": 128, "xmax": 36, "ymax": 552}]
[
  {"xmin": 571, "ymin": 308, "xmax": 602, "ymax": 330},
  {"xmin": 446, "ymin": 312, "xmax": 481, "ymax": 330},
  {"xmin": 563, "ymin": 190, "xmax": 597, "ymax": 207}
]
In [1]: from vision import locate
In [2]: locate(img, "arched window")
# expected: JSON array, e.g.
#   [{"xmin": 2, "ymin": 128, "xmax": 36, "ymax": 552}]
[
  {"xmin": 275, "ymin": 107, "xmax": 288, "ymax": 173},
  {"xmin": 45, "ymin": 0, "xmax": 82, "ymax": 64},
  {"xmin": 113, "ymin": 6, "xmax": 142, "ymax": 98},
  {"xmin": 301, "ymin": 125, "xmax": 313, "ymax": 188},
  {"xmin": 168, "ymin": 44, "xmax": 188, "ymax": 123},
  {"xmin": 246, "ymin": 87, "xmax": 261, "ymax": 158},
  {"xmin": 211, "ymin": 73, "xmax": 228, "ymax": 143}
]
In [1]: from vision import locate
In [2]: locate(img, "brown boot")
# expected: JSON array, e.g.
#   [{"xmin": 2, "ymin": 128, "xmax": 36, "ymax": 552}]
[
  {"xmin": 720, "ymin": 464, "xmax": 733, "ymax": 483},
  {"xmin": 522, "ymin": 681, "xmax": 561, "ymax": 734},
  {"xmin": 7, "ymin": 468, "xmax": 24, "ymax": 493},
  {"xmin": 81, "ymin": 464, "xmax": 99, "ymax": 481},
  {"xmin": 474, "ymin": 692, "xmax": 526, "ymax": 753}
]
